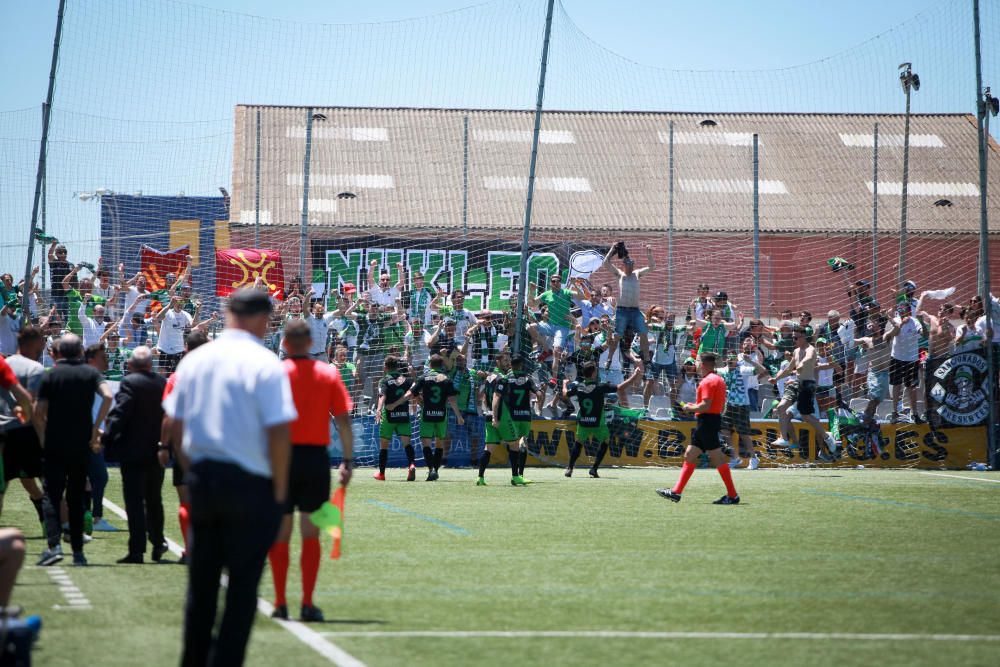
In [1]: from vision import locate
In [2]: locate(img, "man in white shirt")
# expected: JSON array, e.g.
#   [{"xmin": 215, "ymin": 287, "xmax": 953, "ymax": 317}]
[
  {"xmin": 78, "ymin": 296, "xmax": 106, "ymax": 348},
  {"xmin": 306, "ymin": 299, "xmax": 337, "ymax": 362},
  {"xmin": 367, "ymin": 260, "xmax": 404, "ymax": 309},
  {"xmin": 154, "ymin": 298, "xmax": 193, "ymax": 375},
  {"xmin": 884, "ymin": 302, "xmax": 923, "ymax": 423},
  {"xmin": 164, "ymin": 287, "xmax": 296, "ymax": 666}
]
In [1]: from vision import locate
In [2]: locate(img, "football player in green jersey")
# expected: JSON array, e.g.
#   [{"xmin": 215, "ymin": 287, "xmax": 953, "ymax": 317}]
[
  {"xmin": 492, "ymin": 356, "xmax": 540, "ymax": 486},
  {"xmin": 387, "ymin": 354, "xmax": 463, "ymax": 481},
  {"xmin": 563, "ymin": 360, "xmax": 643, "ymax": 477}
]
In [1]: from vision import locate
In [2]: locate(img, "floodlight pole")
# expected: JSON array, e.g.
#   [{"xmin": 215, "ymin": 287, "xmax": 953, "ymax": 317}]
[
  {"xmin": 255, "ymin": 107, "xmax": 262, "ymax": 248},
  {"xmin": 872, "ymin": 123, "xmax": 879, "ymax": 294},
  {"xmin": 22, "ymin": 0, "xmax": 66, "ymax": 325},
  {"xmin": 898, "ymin": 63, "xmax": 917, "ymax": 287},
  {"xmin": 667, "ymin": 121, "xmax": 675, "ymax": 311},
  {"xmin": 512, "ymin": 0, "xmax": 555, "ymax": 358},
  {"xmin": 462, "ymin": 114, "xmax": 470, "ymax": 239},
  {"xmin": 299, "ymin": 108, "xmax": 315, "ymax": 283},
  {"xmin": 973, "ymin": 0, "xmax": 997, "ymax": 467},
  {"xmin": 752, "ymin": 133, "xmax": 761, "ymax": 319}
]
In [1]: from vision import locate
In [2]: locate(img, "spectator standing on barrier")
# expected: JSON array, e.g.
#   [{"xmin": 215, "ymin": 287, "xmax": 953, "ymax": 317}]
[
  {"xmin": 35, "ymin": 334, "xmax": 113, "ymax": 567},
  {"xmin": 884, "ymin": 302, "xmax": 923, "ymax": 423},
  {"xmin": 268, "ymin": 318, "xmax": 353, "ymax": 623},
  {"xmin": 768, "ymin": 327, "xmax": 840, "ymax": 460},
  {"xmin": 163, "ymin": 288, "xmax": 297, "ymax": 666},
  {"xmin": 656, "ymin": 352, "xmax": 740, "ymax": 505},
  {"xmin": 103, "ymin": 346, "xmax": 168, "ymax": 564},
  {"xmin": 48, "ymin": 242, "xmax": 72, "ymax": 319},
  {"xmin": 602, "ymin": 242, "xmax": 655, "ymax": 369}
]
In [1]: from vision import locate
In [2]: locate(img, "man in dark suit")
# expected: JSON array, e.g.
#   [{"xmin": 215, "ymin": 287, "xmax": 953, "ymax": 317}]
[{"xmin": 104, "ymin": 346, "xmax": 168, "ymax": 564}]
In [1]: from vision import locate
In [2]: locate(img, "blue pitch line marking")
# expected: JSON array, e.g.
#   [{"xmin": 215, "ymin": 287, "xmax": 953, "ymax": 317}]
[
  {"xmin": 366, "ymin": 500, "xmax": 471, "ymax": 536},
  {"xmin": 803, "ymin": 489, "xmax": 1000, "ymax": 521}
]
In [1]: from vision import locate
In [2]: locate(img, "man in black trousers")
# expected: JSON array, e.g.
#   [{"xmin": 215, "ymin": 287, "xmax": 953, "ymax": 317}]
[
  {"xmin": 103, "ymin": 346, "xmax": 168, "ymax": 564},
  {"xmin": 164, "ymin": 288, "xmax": 296, "ymax": 667},
  {"xmin": 34, "ymin": 334, "xmax": 114, "ymax": 567}
]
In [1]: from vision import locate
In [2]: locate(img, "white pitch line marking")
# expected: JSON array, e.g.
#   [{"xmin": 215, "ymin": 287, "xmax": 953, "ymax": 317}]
[
  {"xmin": 43, "ymin": 566, "xmax": 91, "ymax": 610},
  {"xmin": 919, "ymin": 472, "xmax": 1000, "ymax": 484},
  {"xmin": 103, "ymin": 498, "xmax": 366, "ymax": 667},
  {"xmin": 318, "ymin": 630, "xmax": 1000, "ymax": 642}
]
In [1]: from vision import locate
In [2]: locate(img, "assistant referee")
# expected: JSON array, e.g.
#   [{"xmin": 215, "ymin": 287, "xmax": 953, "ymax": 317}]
[
  {"xmin": 268, "ymin": 318, "xmax": 353, "ymax": 623},
  {"xmin": 164, "ymin": 288, "xmax": 297, "ymax": 666}
]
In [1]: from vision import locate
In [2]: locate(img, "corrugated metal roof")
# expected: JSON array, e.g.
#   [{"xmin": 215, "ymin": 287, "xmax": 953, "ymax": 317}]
[{"xmin": 231, "ymin": 106, "xmax": 1000, "ymax": 235}]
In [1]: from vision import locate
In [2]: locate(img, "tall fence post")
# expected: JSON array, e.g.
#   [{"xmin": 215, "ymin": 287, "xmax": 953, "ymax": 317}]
[
  {"xmin": 752, "ymin": 133, "xmax": 761, "ymax": 319},
  {"xmin": 22, "ymin": 0, "xmax": 66, "ymax": 325},
  {"xmin": 299, "ymin": 108, "xmax": 315, "ymax": 282},
  {"xmin": 973, "ymin": 0, "xmax": 996, "ymax": 467},
  {"xmin": 255, "ymin": 107, "xmax": 262, "ymax": 248},
  {"xmin": 899, "ymin": 64, "xmax": 916, "ymax": 287},
  {"xmin": 872, "ymin": 122, "xmax": 879, "ymax": 294},
  {"xmin": 512, "ymin": 0, "xmax": 556, "ymax": 357},
  {"xmin": 463, "ymin": 114, "xmax": 470, "ymax": 239},
  {"xmin": 667, "ymin": 121, "xmax": 675, "ymax": 311}
]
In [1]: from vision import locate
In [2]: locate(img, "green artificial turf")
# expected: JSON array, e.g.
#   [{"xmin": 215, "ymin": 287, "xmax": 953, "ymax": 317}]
[{"xmin": 4, "ymin": 467, "xmax": 999, "ymax": 666}]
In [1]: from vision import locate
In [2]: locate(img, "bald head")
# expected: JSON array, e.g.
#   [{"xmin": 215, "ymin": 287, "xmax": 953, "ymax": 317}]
[
  {"xmin": 131, "ymin": 345, "xmax": 153, "ymax": 371},
  {"xmin": 58, "ymin": 333, "xmax": 83, "ymax": 360}
]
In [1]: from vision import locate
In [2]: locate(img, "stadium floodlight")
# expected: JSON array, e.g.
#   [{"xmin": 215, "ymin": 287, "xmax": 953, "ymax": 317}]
[
  {"xmin": 898, "ymin": 62, "xmax": 919, "ymax": 93},
  {"xmin": 986, "ymin": 87, "xmax": 999, "ymax": 117}
]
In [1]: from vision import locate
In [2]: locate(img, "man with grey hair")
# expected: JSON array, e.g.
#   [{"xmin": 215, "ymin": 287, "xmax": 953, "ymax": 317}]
[
  {"xmin": 35, "ymin": 334, "xmax": 113, "ymax": 567},
  {"xmin": 103, "ymin": 345, "xmax": 168, "ymax": 564}
]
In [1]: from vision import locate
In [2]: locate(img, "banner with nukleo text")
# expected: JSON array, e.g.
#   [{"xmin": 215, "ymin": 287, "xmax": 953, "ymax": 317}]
[
  {"xmin": 311, "ymin": 237, "xmax": 596, "ymax": 312},
  {"xmin": 927, "ymin": 350, "xmax": 989, "ymax": 427}
]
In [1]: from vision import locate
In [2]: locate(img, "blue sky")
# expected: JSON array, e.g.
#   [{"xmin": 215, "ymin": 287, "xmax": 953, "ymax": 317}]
[
  {"xmin": 1, "ymin": 0, "xmax": 987, "ymax": 111},
  {"xmin": 0, "ymin": 0, "xmax": 995, "ymax": 273}
]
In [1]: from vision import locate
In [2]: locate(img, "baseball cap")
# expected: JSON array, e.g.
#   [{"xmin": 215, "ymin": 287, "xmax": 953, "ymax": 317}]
[
  {"xmin": 341, "ymin": 282, "xmax": 357, "ymax": 295},
  {"xmin": 228, "ymin": 287, "xmax": 272, "ymax": 316},
  {"xmin": 903, "ymin": 280, "xmax": 917, "ymax": 291},
  {"xmin": 714, "ymin": 291, "xmax": 728, "ymax": 300},
  {"xmin": 855, "ymin": 279, "xmax": 871, "ymax": 288},
  {"xmin": 816, "ymin": 337, "xmax": 829, "ymax": 344}
]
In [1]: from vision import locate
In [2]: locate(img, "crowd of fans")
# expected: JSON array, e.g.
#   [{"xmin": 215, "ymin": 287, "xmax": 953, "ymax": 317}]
[{"xmin": 2, "ymin": 240, "xmax": 996, "ymax": 439}]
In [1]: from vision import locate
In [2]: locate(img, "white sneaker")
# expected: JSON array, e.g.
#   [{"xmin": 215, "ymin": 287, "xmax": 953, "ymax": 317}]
[
  {"xmin": 825, "ymin": 433, "xmax": 839, "ymax": 454},
  {"xmin": 772, "ymin": 437, "xmax": 789, "ymax": 447},
  {"xmin": 748, "ymin": 455, "xmax": 760, "ymax": 470},
  {"xmin": 729, "ymin": 456, "xmax": 742, "ymax": 468}
]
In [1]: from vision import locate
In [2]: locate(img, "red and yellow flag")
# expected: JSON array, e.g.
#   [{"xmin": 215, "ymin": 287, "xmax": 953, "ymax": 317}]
[
  {"xmin": 140, "ymin": 244, "xmax": 190, "ymax": 291},
  {"xmin": 215, "ymin": 248, "xmax": 285, "ymax": 298}
]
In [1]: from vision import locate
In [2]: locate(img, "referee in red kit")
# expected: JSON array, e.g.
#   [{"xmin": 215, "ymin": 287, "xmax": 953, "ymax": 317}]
[
  {"xmin": 656, "ymin": 352, "xmax": 740, "ymax": 505},
  {"xmin": 268, "ymin": 319, "xmax": 354, "ymax": 623}
]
